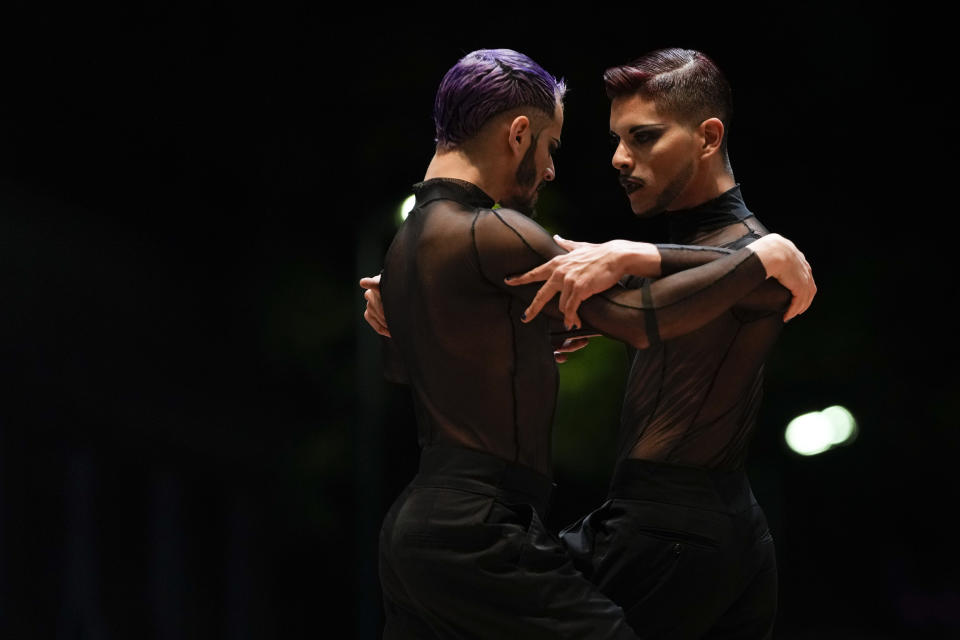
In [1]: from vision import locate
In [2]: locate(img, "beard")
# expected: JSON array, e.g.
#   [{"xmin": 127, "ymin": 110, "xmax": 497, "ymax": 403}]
[
  {"xmin": 502, "ymin": 134, "xmax": 541, "ymax": 217},
  {"xmin": 637, "ymin": 160, "xmax": 694, "ymax": 218}
]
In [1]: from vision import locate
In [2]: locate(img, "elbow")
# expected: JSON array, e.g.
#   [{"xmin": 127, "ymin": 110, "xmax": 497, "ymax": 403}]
[
  {"xmin": 626, "ymin": 309, "xmax": 659, "ymax": 350},
  {"xmin": 626, "ymin": 332, "xmax": 652, "ymax": 350}
]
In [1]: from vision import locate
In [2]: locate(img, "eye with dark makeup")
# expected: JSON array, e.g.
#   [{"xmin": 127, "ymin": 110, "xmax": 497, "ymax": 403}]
[
  {"xmin": 608, "ymin": 132, "xmax": 621, "ymax": 148},
  {"xmin": 632, "ymin": 130, "xmax": 660, "ymax": 145}
]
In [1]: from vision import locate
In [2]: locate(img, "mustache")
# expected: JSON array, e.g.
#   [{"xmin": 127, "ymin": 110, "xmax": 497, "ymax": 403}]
[{"xmin": 618, "ymin": 175, "xmax": 645, "ymax": 188}]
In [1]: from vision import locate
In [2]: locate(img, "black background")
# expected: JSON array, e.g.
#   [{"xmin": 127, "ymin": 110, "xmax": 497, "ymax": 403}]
[{"xmin": 1, "ymin": 2, "xmax": 957, "ymax": 639}]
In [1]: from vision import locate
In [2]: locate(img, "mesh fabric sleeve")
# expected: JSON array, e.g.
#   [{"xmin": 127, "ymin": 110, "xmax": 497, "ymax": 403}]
[
  {"xmin": 655, "ymin": 244, "xmax": 790, "ymax": 313},
  {"xmin": 472, "ymin": 208, "xmax": 773, "ymax": 350}
]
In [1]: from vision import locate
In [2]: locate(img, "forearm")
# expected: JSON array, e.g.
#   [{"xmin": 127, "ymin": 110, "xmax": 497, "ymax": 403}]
[
  {"xmin": 655, "ymin": 244, "xmax": 735, "ymax": 275},
  {"xmin": 580, "ymin": 246, "xmax": 767, "ymax": 349},
  {"xmin": 613, "ymin": 242, "xmax": 740, "ymax": 281},
  {"xmin": 565, "ymin": 240, "xmax": 731, "ymax": 280}
]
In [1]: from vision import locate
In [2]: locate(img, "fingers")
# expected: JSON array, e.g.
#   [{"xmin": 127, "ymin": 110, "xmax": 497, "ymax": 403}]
[
  {"xmin": 557, "ymin": 280, "xmax": 584, "ymax": 330},
  {"xmin": 783, "ymin": 297, "xmax": 802, "ymax": 323},
  {"xmin": 363, "ymin": 288, "xmax": 391, "ymax": 337},
  {"xmin": 557, "ymin": 277, "xmax": 576, "ymax": 329},
  {"xmin": 359, "ymin": 274, "xmax": 390, "ymax": 336},
  {"xmin": 359, "ymin": 274, "xmax": 381, "ymax": 291},
  {"xmin": 554, "ymin": 337, "xmax": 590, "ymax": 364},
  {"xmin": 364, "ymin": 308, "xmax": 391, "ymax": 337},
  {"xmin": 782, "ymin": 265, "xmax": 817, "ymax": 323},
  {"xmin": 522, "ymin": 277, "xmax": 561, "ymax": 323},
  {"xmin": 364, "ymin": 288, "xmax": 385, "ymax": 320},
  {"xmin": 505, "ymin": 262, "xmax": 554, "ymax": 286},
  {"xmin": 553, "ymin": 235, "xmax": 589, "ymax": 252},
  {"xmin": 557, "ymin": 337, "xmax": 590, "ymax": 353}
]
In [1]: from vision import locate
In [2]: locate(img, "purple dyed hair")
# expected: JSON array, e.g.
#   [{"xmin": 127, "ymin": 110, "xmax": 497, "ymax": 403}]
[
  {"xmin": 604, "ymin": 48, "xmax": 733, "ymax": 153},
  {"xmin": 433, "ymin": 49, "xmax": 566, "ymax": 149}
]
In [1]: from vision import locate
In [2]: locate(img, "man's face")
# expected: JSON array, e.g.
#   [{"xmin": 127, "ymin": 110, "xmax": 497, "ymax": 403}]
[
  {"xmin": 502, "ymin": 104, "xmax": 563, "ymax": 216},
  {"xmin": 609, "ymin": 93, "xmax": 700, "ymax": 217}
]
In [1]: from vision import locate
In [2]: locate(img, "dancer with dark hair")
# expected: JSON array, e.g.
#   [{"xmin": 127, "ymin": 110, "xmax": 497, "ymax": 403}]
[
  {"xmin": 369, "ymin": 48, "xmax": 814, "ymax": 639},
  {"xmin": 508, "ymin": 48, "xmax": 809, "ymax": 639}
]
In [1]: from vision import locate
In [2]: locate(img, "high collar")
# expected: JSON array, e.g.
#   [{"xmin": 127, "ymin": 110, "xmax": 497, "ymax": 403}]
[
  {"xmin": 666, "ymin": 184, "xmax": 753, "ymax": 244},
  {"xmin": 412, "ymin": 177, "xmax": 496, "ymax": 210}
]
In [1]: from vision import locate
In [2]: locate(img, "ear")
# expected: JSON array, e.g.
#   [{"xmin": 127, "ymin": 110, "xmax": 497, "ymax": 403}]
[
  {"xmin": 508, "ymin": 115, "xmax": 531, "ymax": 156},
  {"xmin": 698, "ymin": 117, "xmax": 724, "ymax": 159}
]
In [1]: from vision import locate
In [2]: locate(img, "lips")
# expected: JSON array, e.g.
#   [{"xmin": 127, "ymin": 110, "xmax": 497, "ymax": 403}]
[{"xmin": 619, "ymin": 176, "xmax": 644, "ymax": 194}]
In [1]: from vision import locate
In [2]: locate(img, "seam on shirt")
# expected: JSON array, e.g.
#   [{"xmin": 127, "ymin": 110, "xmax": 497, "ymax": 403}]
[
  {"xmin": 489, "ymin": 209, "xmax": 544, "ymax": 252},
  {"xmin": 472, "ymin": 210, "xmax": 522, "ymax": 462},
  {"xmin": 664, "ymin": 323, "xmax": 742, "ymax": 465},
  {"xmin": 508, "ymin": 296, "xmax": 521, "ymax": 463},
  {"xmin": 472, "ymin": 209, "xmax": 544, "ymax": 288},
  {"xmin": 625, "ymin": 342, "xmax": 668, "ymax": 462}
]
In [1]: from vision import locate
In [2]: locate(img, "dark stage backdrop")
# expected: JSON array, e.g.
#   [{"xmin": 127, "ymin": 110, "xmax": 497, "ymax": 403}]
[{"xmin": 1, "ymin": 3, "xmax": 956, "ymax": 639}]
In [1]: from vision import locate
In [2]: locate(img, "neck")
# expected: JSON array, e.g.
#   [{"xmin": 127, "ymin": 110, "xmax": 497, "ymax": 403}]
[
  {"xmin": 668, "ymin": 159, "xmax": 736, "ymax": 211},
  {"xmin": 424, "ymin": 148, "xmax": 507, "ymax": 203}
]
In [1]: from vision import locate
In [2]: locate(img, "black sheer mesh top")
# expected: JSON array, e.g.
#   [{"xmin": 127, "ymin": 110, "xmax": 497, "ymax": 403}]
[
  {"xmin": 618, "ymin": 185, "xmax": 791, "ymax": 471},
  {"xmin": 380, "ymin": 178, "xmax": 772, "ymax": 477}
]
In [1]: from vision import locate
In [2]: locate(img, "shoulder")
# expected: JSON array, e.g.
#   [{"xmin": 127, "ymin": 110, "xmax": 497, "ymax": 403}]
[
  {"xmin": 474, "ymin": 206, "xmax": 550, "ymax": 239},
  {"xmin": 471, "ymin": 206, "xmax": 560, "ymax": 262}
]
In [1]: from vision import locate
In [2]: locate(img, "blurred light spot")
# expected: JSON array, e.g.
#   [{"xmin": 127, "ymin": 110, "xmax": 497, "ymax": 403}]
[
  {"xmin": 398, "ymin": 194, "xmax": 416, "ymax": 223},
  {"xmin": 784, "ymin": 405, "xmax": 858, "ymax": 456}
]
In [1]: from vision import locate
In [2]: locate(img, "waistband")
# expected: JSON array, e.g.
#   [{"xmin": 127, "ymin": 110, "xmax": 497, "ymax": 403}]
[
  {"xmin": 412, "ymin": 445, "xmax": 555, "ymax": 517},
  {"xmin": 609, "ymin": 458, "xmax": 756, "ymax": 514}
]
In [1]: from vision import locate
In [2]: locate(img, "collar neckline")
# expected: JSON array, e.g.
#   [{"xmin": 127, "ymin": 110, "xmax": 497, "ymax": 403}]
[
  {"xmin": 413, "ymin": 177, "xmax": 496, "ymax": 209},
  {"xmin": 666, "ymin": 184, "xmax": 753, "ymax": 243}
]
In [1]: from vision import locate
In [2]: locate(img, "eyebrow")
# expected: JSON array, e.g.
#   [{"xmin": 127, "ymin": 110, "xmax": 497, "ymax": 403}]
[
  {"xmin": 628, "ymin": 124, "xmax": 665, "ymax": 134},
  {"xmin": 608, "ymin": 124, "xmax": 665, "ymax": 136}
]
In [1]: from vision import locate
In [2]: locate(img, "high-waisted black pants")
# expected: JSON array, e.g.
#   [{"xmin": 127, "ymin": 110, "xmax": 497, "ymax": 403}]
[
  {"xmin": 379, "ymin": 445, "xmax": 638, "ymax": 639},
  {"xmin": 561, "ymin": 459, "xmax": 777, "ymax": 640}
]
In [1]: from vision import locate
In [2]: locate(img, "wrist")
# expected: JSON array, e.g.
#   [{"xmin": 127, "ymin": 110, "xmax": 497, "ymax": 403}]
[
  {"xmin": 617, "ymin": 241, "xmax": 660, "ymax": 277},
  {"xmin": 749, "ymin": 242, "xmax": 779, "ymax": 279}
]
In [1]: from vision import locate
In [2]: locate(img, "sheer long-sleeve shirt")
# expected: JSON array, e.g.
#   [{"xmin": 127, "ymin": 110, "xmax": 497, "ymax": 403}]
[{"xmin": 381, "ymin": 178, "xmax": 772, "ymax": 477}]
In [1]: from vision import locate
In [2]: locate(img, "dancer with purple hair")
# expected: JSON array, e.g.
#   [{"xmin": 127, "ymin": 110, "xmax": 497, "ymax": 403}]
[{"xmin": 367, "ymin": 48, "xmax": 814, "ymax": 639}]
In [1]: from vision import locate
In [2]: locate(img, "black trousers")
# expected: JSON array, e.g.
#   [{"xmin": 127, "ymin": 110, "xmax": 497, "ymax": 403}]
[
  {"xmin": 379, "ymin": 445, "xmax": 638, "ymax": 640},
  {"xmin": 561, "ymin": 459, "xmax": 777, "ymax": 640}
]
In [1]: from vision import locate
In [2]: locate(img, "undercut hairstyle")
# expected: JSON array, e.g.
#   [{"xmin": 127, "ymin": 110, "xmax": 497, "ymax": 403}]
[
  {"xmin": 604, "ymin": 48, "xmax": 733, "ymax": 156},
  {"xmin": 433, "ymin": 49, "xmax": 566, "ymax": 150}
]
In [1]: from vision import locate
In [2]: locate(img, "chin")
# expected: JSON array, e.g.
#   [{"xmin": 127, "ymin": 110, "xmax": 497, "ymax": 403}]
[
  {"xmin": 628, "ymin": 192, "xmax": 667, "ymax": 218},
  {"xmin": 627, "ymin": 195, "xmax": 650, "ymax": 216},
  {"xmin": 631, "ymin": 202, "xmax": 664, "ymax": 218}
]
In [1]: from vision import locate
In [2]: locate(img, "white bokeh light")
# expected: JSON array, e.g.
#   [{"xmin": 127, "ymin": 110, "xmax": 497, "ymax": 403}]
[
  {"xmin": 398, "ymin": 194, "xmax": 416, "ymax": 222},
  {"xmin": 821, "ymin": 405, "xmax": 858, "ymax": 445},
  {"xmin": 784, "ymin": 405, "xmax": 858, "ymax": 456}
]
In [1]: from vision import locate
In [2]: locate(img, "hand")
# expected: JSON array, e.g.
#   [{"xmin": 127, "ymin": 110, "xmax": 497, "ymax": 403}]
[
  {"xmin": 747, "ymin": 234, "xmax": 817, "ymax": 322},
  {"xmin": 554, "ymin": 336, "xmax": 590, "ymax": 363},
  {"xmin": 505, "ymin": 235, "xmax": 659, "ymax": 329},
  {"xmin": 359, "ymin": 274, "xmax": 391, "ymax": 337}
]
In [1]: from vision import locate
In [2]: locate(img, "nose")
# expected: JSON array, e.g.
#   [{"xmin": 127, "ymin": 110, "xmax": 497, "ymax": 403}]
[
  {"xmin": 612, "ymin": 140, "xmax": 632, "ymax": 172},
  {"xmin": 543, "ymin": 156, "xmax": 556, "ymax": 182}
]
